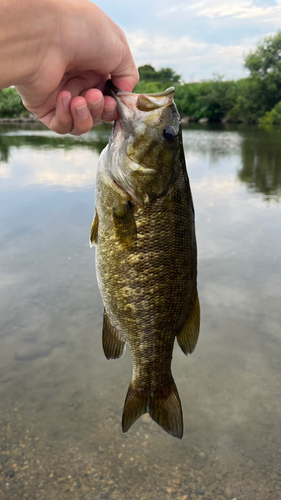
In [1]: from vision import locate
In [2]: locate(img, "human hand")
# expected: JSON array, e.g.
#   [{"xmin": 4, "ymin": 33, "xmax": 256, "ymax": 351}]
[{"xmin": 0, "ymin": 0, "xmax": 138, "ymax": 135}]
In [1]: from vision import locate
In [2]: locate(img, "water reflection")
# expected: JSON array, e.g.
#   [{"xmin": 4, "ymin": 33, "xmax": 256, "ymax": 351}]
[
  {"xmin": 239, "ymin": 127, "xmax": 281, "ymax": 200},
  {"xmin": 0, "ymin": 125, "xmax": 111, "ymax": 190},
  {"xmin": 0, "ymin": 124, "xmax": 109, "ymax": 161},
  {"xmin": 1, "ymin": 124, "xmax": 281, "ymax": 199},
  {"xmin": 0, "ymin": 124, "xmax": 281, "ymax": 500}
]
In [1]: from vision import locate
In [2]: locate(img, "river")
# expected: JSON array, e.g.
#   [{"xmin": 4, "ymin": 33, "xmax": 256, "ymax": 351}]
[{"xmin": 0, "ymin": 123, "xmax": 281, "ymax": 500}]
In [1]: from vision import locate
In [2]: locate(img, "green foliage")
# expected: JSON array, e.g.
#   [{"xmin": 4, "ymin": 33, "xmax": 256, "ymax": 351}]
[
  {"xmin": 1, "ymin": 32, "xmax": 281, "ymax": 123},
  {"xmin": 156, "ymin": 67, "xmax": 181, "ymax": 84},
  {"xmin": 175, "ymin": 76, "xmax": 239, "ymax": 120},
  {"xmin": 138, "ymin": 65, "xmax": 181, "ymax": 85},
  {"xmin": 228, "ymin": 76, "xmax": 267, "ymax": 122},
  {"xmin": 245, "ymin": 31, "xmax": 281, "ymax": 79},
  {"xmin": 134, "ymin": 80, "xmax": 170, "ymax": 94},
  {"xmin": 135, "ymin": 32, "xmax": 281, "ymax": 123},
  {"xmin": 243, "ymin": 31, "xmax": 281, "ymax": 117},
  {"xmin": 0, "ymin": 87, "xmax": 25, "ymax": 118},
  {"xmin": 260, "ymin": 101, "xmax": 281, "ymax": 125}
]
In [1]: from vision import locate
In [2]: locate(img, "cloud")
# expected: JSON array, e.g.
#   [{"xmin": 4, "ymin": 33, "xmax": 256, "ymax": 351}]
[
  {"xmin": 127, "ymin": 31, "xmax": 254, "ymax": 80},
  {"xmin": 158, "ymin": 0, "xmax": 281, "ymax": 21},
  {"xmin": 0, "ymin": 147, "xmax": 99, "ymax": 191},
  {"xmin": 94, "ymin": 0, "xmax": 280, "ymax": 80}
]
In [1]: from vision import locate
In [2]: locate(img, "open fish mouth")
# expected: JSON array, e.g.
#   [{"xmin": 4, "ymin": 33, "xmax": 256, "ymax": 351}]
[{"xmin": 106, "ymin": 79, "xmax": 175, "ymax": 120}]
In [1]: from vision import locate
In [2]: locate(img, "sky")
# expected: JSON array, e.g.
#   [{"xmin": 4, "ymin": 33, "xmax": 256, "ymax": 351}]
[{"xmin": 93, "ymin": 0, "xmax": 281, "ymax": 82}]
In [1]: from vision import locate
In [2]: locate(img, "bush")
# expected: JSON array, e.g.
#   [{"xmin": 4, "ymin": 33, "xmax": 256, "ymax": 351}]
[
  {"xmin": 260, "ymin": 101, "xmax": 281, "ymax": 125},
  {"xmin": 0, "ymin": 87, "xmax": 25, "ymax": 118}
]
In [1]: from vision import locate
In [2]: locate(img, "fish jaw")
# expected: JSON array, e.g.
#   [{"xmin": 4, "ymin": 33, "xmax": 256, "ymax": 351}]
[{"xmin": 106, "ymin": 81, "xmax": 182, "ymax": 205}]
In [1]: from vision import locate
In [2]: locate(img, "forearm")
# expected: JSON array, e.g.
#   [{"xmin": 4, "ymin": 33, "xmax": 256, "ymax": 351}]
[{"xmin": 0, "ymin": 0, "xmax": 61, "ymax": 89}]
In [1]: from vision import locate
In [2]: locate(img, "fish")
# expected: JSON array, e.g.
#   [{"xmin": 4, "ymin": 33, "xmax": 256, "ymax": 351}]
[{"xmin": 90, "ymin": 80, "xmax": 200, "ymax": 439}]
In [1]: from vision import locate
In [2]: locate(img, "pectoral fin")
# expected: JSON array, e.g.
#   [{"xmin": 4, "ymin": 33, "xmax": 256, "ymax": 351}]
[
  {"xmin": 113, "ymin": 201, "xmax": 137, "ymax": 248},
  {"xmin": 102, "ymin": 309, "xmax": 126, "ymax": 360},
  {"xmin": 89, "ymin": 209, "xmax": 99, "ymax": 247},
  {"xmin": 177, "ymin": 291, "xmax": 200, "ymax": 355}
]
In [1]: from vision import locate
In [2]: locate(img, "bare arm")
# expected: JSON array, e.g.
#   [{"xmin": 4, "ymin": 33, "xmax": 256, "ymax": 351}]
[{"xmin": 0, "ymin": 0, "xmax": 139, "ymax": 135}]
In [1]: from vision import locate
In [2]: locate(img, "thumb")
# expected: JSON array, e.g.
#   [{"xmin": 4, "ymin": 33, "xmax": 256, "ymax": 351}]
[
  {"xmin": 111, "ymin": 73, "xmax": 139, "ymax": 92},
  {"xmin": 111, "ymin": 44, "xmax": 139, "ymax": 92}
]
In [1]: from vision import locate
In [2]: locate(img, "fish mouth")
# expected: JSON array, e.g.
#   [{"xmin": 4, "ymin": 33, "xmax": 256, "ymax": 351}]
[{"xmin": 106, "ymin": 79, "xmax": 175, "ymax": 120}]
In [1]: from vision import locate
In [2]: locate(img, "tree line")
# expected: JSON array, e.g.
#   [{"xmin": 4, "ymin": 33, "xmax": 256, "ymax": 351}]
[
  {"xmin": 135, "ymin": 31, "xmax": 281, "ymax": 124},
  {"xmin": 1, "ymin": 31, "xmax": 281, "ymax": 124}
]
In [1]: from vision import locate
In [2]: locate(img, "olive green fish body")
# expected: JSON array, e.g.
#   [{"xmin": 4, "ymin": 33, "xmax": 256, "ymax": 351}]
[{"xmin": 91, "ymin": 83, "xmax": 200, "ymax": 438}]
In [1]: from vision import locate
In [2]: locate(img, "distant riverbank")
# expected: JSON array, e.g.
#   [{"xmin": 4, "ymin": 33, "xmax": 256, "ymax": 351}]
[{"xmin": 0, "ymin": 114, "xmax": 39, "ymax": 124}]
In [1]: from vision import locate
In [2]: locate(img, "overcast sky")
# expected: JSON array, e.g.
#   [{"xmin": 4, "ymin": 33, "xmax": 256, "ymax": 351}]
[{"xmin": 93, "ymin": 0, "xmax": 281, "ymax": 82}]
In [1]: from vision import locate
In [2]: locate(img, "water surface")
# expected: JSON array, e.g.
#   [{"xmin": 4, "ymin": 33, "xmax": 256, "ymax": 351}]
[{"xmin": 0, "ymin": 123, "xmax": 281, "ymax": 500}]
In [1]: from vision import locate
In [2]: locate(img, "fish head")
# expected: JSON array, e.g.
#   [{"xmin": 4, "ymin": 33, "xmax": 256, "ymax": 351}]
[{"xmin": 106, "ymin": 81, "xmax": 182, "ymax": 205}]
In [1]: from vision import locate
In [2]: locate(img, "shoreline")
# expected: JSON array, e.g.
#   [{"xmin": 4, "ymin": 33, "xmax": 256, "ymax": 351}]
[{"xmin": 0, "ymin": 115, "xmax": 39, "ymax": 124}]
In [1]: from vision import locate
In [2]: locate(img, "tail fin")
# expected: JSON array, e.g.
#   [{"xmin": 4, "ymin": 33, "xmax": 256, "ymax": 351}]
[{"xmin": 122, "ymin": 380, "xmax": 183, "ymax": 439}]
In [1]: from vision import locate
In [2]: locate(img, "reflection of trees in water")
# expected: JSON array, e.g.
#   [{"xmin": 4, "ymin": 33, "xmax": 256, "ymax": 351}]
[
  {"xmin": 0, "ymin": 136, "xmax": 9, "ymax": 162},
  {"xmin": 0, "ymin": 126, "xmax": 111, "ymax": 164},
  {"xmin": 2, "ymin": 125, "xmax": 281, "ymax": 201},
  {"xmin": 239, "ymin": 129, "xmax": 281, "ymax": 200}
]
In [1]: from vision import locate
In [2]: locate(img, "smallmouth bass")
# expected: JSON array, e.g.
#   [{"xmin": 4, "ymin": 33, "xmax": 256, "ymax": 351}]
[{"xmin": 90, "ymin": 80, "xmax": 200, "ymax": 439}]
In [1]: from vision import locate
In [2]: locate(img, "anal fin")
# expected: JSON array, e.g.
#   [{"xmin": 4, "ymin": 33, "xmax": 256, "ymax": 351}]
[
  {"xmin": 102, "ymin": 309, "xmax": 126, "ymax": 360},
  {"xmin": 177, "ymin": 290, "xmax": 200, "ymax": 355}
]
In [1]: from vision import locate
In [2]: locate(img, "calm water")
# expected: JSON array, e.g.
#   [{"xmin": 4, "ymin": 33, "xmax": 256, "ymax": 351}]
[{"xmin": 0, "ymin": 123, "xmax": 281, "ymax": 500}]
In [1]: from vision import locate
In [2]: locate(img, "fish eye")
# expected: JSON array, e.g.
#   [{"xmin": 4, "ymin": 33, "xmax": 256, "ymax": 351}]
[{"xmin": 163, "ymin": 126, "xmax": 177, "ymax": 143}]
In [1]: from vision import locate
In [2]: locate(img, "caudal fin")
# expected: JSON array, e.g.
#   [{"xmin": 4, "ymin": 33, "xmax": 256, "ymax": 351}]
[{"xmin": 122, "ymin": 380, "xmax": 183, "ymax": 439}]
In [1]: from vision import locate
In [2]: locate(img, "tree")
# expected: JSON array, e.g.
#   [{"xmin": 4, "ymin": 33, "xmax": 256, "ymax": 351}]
[
  {"xmin": 244, "ymin": 31, "xmax": 281, "ymax": 113},
  {"xmin": 138, "ymin": 65, "xmax": 158, "ymax": 81},
  {"xmin": 157, "ymin": 67, "xmax": 181, "ymax": 84},
  {"xmin": 138, "ymin": 65, "xmax": 181, "ymax": 84},
  {"xmin": 245, "ymin": 31, "xmax": 281, "ymax": 78},
  {"xmin": 0, "ymin": 87, "xmax": 25, "ymax": 118}
]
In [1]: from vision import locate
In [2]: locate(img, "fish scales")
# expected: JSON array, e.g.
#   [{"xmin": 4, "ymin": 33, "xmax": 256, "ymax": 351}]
[{"xmin": 90, "ymin": 81, "xmax": 200, "ymax": 438}]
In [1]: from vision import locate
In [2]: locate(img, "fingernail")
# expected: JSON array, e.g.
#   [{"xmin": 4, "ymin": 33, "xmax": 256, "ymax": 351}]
[
  {"xmin": 76, "ymin": 104, "xmax": 89, "ymax": 120},
  {"xmin": 62, "ymin": 95, "xmax": 71, "ymax": 111},
  {"xmin": 89, "ymin": 97, "xmax": 103, "ymax": 111}
]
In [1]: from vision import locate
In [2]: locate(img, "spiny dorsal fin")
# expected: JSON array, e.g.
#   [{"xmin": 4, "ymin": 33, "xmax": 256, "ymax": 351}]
[
  {"xmin": 177, "ymin": 291, "xmax": 200, "ymax": 355},
  {"xmin": 102, "ymin": 309, "xmax": 126, "ymax": 360},
  {"xmin": 113, "ymin": 201, "xmax": 137, "ymax": 249},
  {"xmin": 89, "ymin": 209, "xmax": 99, "ymax": 247}
]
